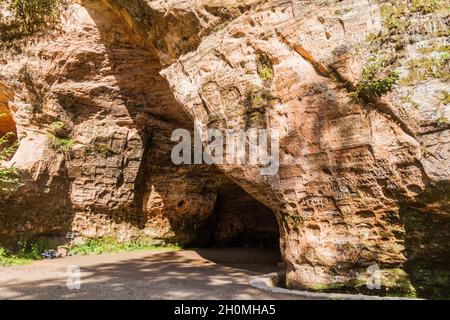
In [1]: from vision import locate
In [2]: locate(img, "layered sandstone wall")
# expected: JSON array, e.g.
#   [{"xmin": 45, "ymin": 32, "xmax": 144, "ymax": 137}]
[
  {"xmin": 0, "ymin": 0, "xmax": 449, "ymax": 296},
  {"xmin": 0, "ymin": 0, "xmax": 275, "ymax": 248},
  {"xmin": 157, "ymin": 0, "xmax": 449, "ymax": 293}
]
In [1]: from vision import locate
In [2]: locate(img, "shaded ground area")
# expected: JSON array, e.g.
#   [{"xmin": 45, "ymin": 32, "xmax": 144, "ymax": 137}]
[{"xmin": 0, "ymin": 248, "xmax": 300, "ymax": 300}]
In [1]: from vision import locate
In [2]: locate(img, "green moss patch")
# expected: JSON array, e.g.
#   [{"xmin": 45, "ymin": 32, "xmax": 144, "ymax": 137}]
[
  {"xmin": 352, "ymin": 0, "xmax": 449, "ymax": 101},
  {"xmin": 243, "ymin": 90, "xmax": 278, "ymax": 129},
  {"xmin": 47, "ymin": 120, "xmax": 74, "ymax": 154},
  {"xmin": 256, "ymin": 52, "xmax": 274, "ymax": 82},
  {"xmin": 307, "ymin": 268, "xmax": 417, "ymax": 298},
  {"xmin": 400, "ymin": 54, "xmax": 450, "ymax": 86}
]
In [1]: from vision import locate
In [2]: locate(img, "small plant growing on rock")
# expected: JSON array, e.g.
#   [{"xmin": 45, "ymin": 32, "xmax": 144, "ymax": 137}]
[
  {"xmin": 437, "ymin": 114, "xmax": 448, "ymax": 123},
  {"xmin": 400, "ymin": 94, "xmax": 420, "ymax": 109},
  {"xmin": 439, "ymin": 91, "xmax": 450, "ymax": 105},
  {"xmin": 410, "ymin": 0, "xmax": 439, "ymax": 14},
  {"xmin": 84, "ymin": 142, "xmax": 116, "ymax": 158},
  {"xmin": 0, "ymin": 166, "xmax": 20, "ymax": 195},
  {"xmin": 352, "ymin": 61, "xmax": 399, "ymax": 102},
  {"xmin": 357, "ymin": 71, "xmax": 399, "ymax": 99},
  {"xmin": 0, "ymin": 132, "xmax": 18, "ymax": 161},
  {"xmin": 257, "ymin": 52, "xmax": 274, "ymax": 82},
  {"xmin": 258, "ymin": 65, "xmax": 274, "ymax": 81},
  {"xmin": 360, "ymin": 0, "xmax": 449, "ymax": 105},
  {"xmin": 417, "ymin": 44, "xmax": 450, "ymax": 55},
  {"xmin": 47, "ymin": 120, "xmax": 74, "ymax": 154},
  {"xmin": 243, "ymin": 89, "xmax": 279, "ymax": 129},
  {"xmin": 400, "ymin": 53, "xmax": 450, "ymax": 86}
]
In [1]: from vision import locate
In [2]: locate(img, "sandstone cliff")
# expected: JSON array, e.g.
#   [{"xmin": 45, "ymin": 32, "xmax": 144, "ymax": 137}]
[{"xmin": 0, "ymin": 0, "xmax": 449, "ymax": 297}]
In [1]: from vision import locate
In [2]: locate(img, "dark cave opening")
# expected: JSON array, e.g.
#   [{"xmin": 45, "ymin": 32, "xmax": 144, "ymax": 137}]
[
  {"xmin": 195, "ymin": 181, "xmax": 283, "ymax": 273},
  {"xmin": 211, "ymin": 183, "xmax": 280, "ymax": 248},
  {"xmin": 196, "ymin": 180, "xmax": 283, "ymax": 269},
  {"xmin": 77, "ymin": 0, "xmax": 282, "ymax": 267}
]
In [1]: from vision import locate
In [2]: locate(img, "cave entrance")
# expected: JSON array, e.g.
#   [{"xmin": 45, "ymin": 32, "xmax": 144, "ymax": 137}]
[
  {"xmin": 196, "ymin": 179, "xmax": 283, "ymax": 272},
  {"xmin": 212, "ymin": 182, "xmax": 280, "ymax": 248},
  {"xmin": 79, "ymin": 0, "xmax": 282, "ymax": 271}
]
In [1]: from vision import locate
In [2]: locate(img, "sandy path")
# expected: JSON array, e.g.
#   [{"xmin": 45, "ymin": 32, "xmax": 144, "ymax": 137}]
[{"xmin": 0, "ymin": 248, "xmax": 301, "ymax": 300}]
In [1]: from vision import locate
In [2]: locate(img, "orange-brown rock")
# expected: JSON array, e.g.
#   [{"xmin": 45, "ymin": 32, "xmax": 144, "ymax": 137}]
[{"xmin": 0, "ymin": 0, "xmax": 448, "ymax": 297}]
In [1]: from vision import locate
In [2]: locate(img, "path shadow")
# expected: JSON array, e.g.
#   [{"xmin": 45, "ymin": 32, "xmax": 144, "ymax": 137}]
[
  {"xmin": 0, "ymin": 250, "xmax": 294, "ymax": 300},
  {"xmin": 196, "ymin": 247, "xmax": 283, "ymax": 273}
]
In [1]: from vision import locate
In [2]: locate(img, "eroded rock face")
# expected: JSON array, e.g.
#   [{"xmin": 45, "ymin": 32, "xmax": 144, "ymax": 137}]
[
  {"xmin": 0, "ymin": 0, "xmax": 449, "ymax": 296},
  {"xmin": 0, "ymin": 0, "xmax": 273, "ymax": 248}
]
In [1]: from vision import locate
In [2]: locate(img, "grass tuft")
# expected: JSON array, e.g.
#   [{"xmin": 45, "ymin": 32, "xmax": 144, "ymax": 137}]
[
  {"xmin": 68, "ymin": 238, "xmax": 181, "ymax": 256},
  {"xmin": 47, "ymin": 120, "xmax": 74, "ymax": 154},
  {"xmin": 0, "ymin": 237, "xmax": 50, "ymax": 267}
]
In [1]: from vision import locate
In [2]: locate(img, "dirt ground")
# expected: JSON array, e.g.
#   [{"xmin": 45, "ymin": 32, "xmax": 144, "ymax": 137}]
[{"xmin": 0, "ymin": 248, "xmax": 302, "ymax": 300}]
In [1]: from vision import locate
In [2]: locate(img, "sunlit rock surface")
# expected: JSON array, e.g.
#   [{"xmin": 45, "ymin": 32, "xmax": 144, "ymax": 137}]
[{"xmin": 0, "ymin": 0, "xmax": 448, "ymax": 297}]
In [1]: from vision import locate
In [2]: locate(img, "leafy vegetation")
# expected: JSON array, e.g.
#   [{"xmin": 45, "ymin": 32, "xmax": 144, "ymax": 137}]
[
  {"xmin": 256, "ymin": 52, "xmax": 274, "ymax": 82},
  {"xmin": 410, "ymin": 0, "xmax": 440, "ymax": 14},
  {"xmin": 47, "ymin": 120, "xmax": 65, "ymax": 135},
  {"xmin": 359, "ymin": 71, "xmax": 399, "ymax": 99},
  {"xmin": 0, "ymin": 132, "xmax": 17, "ymax": 161},
  {"xmin": 0, "ymin": 0, "xmax": 62, "ymax": 45},
  {"xmin": 409, "ymin": 268, "xmax": 450, "ymax": 299},
  {"xmin": 437, "ymin": 114, "xmax": 448, "ymax": 123},
  {"xmin": 258, "ymin": 65, "xmax": 274, "ymax": 81},
  {"xmin": 439, "ymin": 91, "xmax": 450, "ymax": 105},
  {"xmin": 0, "ymin": 237, "xmax": 180, "ymax": 267},
  {"xmin": 353, "ymin": 0, "xmax": 449, "ymax": 101},
  {"xmin": 400, "ymin": 94, "xmax": 420, "ymax": 109},
  {"xmin": 375, "ymin": 0, "xmax": 450, "ymax": 54},
  {"xmin": 0, "ymin": 237, "xmax": 50, "ymax": 267},
  {"xmin": 417, "ymin": 44, "xmax": 450, "ymax": 55},
  {"xmin": 84, "ymin": 142, "xmax": 116, "ymax": 158},
  {"xmin": 400, "ymin": 54, "xmax": 450, "ymax": 86},
  {"xmin": 11, "ymin": 0, "xmax": 61, "ymax": 29},
  {"xmin": 0, "ymin": 166, "xmax": 20, "ymax": 195},
  {"xmin": 0, "ymin": 247, "xmax": 29, "ymax": 266},
  {"xmin": 47, "ymin": 120, "xmax": 74, "ymax": 154},
  {"xmin": 351, "ymin": 60, "xmax": 400, "ymax": 101},
  {"xmin": 243, "ymin": 90, "xmax": 278, "ymax": 128},
  {"xmin": 68, "ymin": 238, "xmax": 180, "ymax": 256},
  {"xmin": 49, "ymin": 136, "xmax": 73, "ymax": 153}
]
